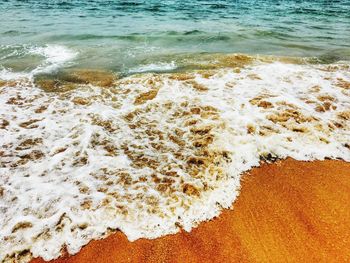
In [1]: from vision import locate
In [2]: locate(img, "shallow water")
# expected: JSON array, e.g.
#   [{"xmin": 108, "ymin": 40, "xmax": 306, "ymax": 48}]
[
  {"xmin": 0, "ymin": 1, "xmax": 350, "ymax": 262},
  {"xmin": 1, "ymin": 0, "xmax": 350, "ymax": 73}
]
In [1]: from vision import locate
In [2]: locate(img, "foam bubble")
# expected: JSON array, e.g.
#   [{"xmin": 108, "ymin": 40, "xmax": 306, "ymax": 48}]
[{"xmin": 0, "ymin": 57, "xmax": 349, "ymax": 262}]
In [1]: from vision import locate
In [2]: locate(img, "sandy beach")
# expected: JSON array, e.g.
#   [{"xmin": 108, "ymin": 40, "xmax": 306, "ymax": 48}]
[{"xmin": 31, "ymin": 158, "xmax": 350, "ymax": 263}]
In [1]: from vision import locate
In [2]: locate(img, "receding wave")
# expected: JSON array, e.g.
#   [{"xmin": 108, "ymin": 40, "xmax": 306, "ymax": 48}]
[{"xmin": 0, "ymin": 52, "xmax": 349, "ymax": 262}]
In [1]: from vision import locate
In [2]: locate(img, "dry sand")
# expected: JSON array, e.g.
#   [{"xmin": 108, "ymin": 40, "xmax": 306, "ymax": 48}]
[{"xmin": 32, "ymin": 158, "xmax": 350, "ymax": 263}]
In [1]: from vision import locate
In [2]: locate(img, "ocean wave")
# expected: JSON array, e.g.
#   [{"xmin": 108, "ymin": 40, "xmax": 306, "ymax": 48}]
[{"xmin": 0, "ymin": 55, "xmax": 349, "ymax": 262}]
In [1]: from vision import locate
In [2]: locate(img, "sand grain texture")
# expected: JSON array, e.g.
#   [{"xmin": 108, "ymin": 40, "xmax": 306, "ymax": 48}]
[{"xmin": 32, "ymin": 159, "xmax": 350, "ymax": 263}]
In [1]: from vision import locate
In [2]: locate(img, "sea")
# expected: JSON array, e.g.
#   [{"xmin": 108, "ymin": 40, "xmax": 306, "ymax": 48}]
[{"xmin": 0, "ymin": 1, "xmax": 349, "ymax": 262}]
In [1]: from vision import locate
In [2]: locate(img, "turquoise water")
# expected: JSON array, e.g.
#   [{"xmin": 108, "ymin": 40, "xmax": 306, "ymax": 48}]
[{"xmin": 1, "ymin": 0, "xmax": 350, "ymax": 73}]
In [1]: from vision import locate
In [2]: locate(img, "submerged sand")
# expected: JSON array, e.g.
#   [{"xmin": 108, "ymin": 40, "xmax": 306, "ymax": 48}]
[{"xmin": 31, "ymin": 159, "xmax": 350, "ymax": 263}]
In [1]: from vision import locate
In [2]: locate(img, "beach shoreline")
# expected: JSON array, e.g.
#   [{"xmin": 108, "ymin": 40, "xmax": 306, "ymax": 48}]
[
  {"xmin": 2, "ymin": 1, "xmax": 350, "ymax": 262},
  {"xmin": 1, "ymin": 56, "xmax": 349, "ymax": 262},
  {"xmin": 31, "ymin": 158, "xmax": 350, "ymax": 263}
]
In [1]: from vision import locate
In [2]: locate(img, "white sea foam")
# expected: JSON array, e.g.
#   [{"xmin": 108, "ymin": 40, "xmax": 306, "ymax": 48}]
[
  {"xmin": 29, "ymin": 45, "xmax": 78, "ymax": 75},
  {"xmin": 128, "ymin": 61, "xmax": 177, "ymax": 73},
  {"xmin": 0, "ymin": 57, "xmax": 349, "ymax": 262},
  {"xmin": 0, "ymin": 67, "xmax": 31, "ymax": 81},
  {"xmin": 0, "ymin": 45, "xmax": 77, "ymax": 83}
]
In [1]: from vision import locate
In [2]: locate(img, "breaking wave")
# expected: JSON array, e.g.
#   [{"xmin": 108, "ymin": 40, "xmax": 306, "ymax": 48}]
[
  {"xmin": 0, "ymin": 44, "xmax": 77, "ymax": 81},
  {"xmin": 0, "ymin": 53, "xmax": 349, "ymax": 262}
]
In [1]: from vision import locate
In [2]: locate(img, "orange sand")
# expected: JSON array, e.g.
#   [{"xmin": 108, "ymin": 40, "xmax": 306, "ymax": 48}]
[{"xmin": 32, "ymin": 158, "xmax": 350, "ymax": 263}]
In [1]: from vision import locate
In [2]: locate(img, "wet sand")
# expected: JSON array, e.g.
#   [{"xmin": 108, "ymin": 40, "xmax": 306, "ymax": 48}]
[{"xmin": 32, "ymin": 158, "xmax": 350, "ymax": 263}]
